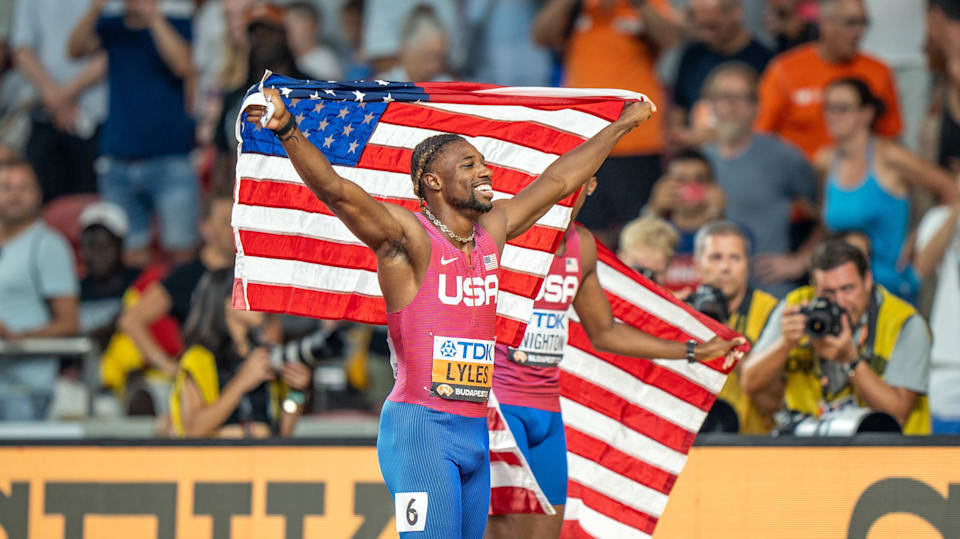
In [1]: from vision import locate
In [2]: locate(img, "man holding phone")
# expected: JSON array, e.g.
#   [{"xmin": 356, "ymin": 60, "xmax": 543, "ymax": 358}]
[{"xmin": 642, "ymin": 148, "xmax": 725, "ymax": 292}]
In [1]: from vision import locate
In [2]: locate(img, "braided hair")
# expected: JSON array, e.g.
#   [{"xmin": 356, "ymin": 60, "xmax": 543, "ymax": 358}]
[{"xmin": 410, "ymin": 133, "xmax": 465, "ymax": 205}]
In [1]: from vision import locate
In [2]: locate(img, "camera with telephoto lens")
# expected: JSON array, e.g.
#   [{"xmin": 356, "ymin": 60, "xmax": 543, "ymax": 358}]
[
  {"xmin": 249, "ymin": 326, "xmax": 344, "ymax": 371},
  {"xmin": 686, "ymin": 284, "xmax": 729, "ymax": 322},
  {"xmin": 801, "ymin": 297, "xmax": 845, "ymax": 337}
]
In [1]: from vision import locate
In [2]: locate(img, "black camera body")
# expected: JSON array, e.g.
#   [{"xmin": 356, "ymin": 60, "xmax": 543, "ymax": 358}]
[
  {"xmin": 802, "ymin": 297, "xmax": 845, "ymax": 337},
  {"xmin": 249, "ymin": 327, "xmax": 343, "ymax": 371},
  {"xmin": 687, "ymin": 284, "xmax": 729, "ymax": 322}
]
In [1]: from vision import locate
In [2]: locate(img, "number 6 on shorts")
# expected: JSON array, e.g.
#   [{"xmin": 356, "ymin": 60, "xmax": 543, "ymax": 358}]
[{"xmin": 395, "ymin": 492, "xmax": 428, "ymax": 532}]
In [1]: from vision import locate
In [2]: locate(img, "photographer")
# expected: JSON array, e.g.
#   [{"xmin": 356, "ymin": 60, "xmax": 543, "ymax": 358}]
[
  {"xmin": 169, "ymin": 268, "xmax": 311, "ymax": 438},
  {"xmin": 693, "ymin": 221, "xmax": 780, "ymax": 433},
  {"xmin": 741, "ymin": 239, "xmax": 932, "ymax": 434}
]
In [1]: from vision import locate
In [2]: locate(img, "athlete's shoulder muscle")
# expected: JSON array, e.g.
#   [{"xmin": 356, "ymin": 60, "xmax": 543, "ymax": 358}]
[{"xmin": 479, "ymin": 203, "xmax": 508, "ymax": 253}]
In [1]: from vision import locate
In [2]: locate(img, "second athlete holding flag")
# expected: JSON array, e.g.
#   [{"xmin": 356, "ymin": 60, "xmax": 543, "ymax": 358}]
[{"xmin": 488, "ymin": 177, "xmax": 747, "ymax": 539}]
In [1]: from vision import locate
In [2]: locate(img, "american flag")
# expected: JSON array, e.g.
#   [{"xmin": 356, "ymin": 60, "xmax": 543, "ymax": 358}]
[
  {"xmin": 489, "ymin": 241, "xmax": 746, "ymax": 538},
  {"xmin": 231, "ymin": 74, "xmax": 651, "ymax": 346},
  {"xmin": 231, "ymin": 76, "xmax": 744, "ymax": 536}
]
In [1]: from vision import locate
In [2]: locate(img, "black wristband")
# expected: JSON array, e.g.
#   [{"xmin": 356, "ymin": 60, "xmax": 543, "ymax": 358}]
[
  {"xmin": 686, "ymin": 340, "xmax": 697, "ymax": 363},
  {"xmin": 275, "ymin": 114, "xmax": 298, "ymax": 140}
]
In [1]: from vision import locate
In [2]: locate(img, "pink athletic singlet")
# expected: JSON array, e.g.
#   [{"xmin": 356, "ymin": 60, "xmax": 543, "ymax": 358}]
[
  {"xmin": 493, "ymin": 226, "xmax": 582, "ymax": 412},
  {"xmin": 385, "ymin": 213, "xmax": 501, "ymax": 418}
]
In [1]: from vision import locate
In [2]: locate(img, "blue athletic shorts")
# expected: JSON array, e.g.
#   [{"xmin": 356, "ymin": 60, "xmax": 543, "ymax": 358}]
[
  {"xmin": 498, "ymin": 403, "xmax": 568, "ymax": 506},
  {"xmin": 377, "ymin": 400, "xmax": 490, "ymax": 538}
]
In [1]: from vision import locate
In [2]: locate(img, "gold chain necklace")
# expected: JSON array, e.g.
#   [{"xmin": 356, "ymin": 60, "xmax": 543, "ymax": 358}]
[{"xmin": 421, "ymin": 206, "xmax": 475, "ymax": 244}]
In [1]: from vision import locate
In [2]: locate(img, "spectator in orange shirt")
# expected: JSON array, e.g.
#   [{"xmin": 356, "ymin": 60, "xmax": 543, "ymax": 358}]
[
  {"xmin": 533, "ymin": 0, "xmax": 683, "ymax": 247},
  {"xmin": 755, "ymin": 0, "xmax": 901, "ymax": 160}
]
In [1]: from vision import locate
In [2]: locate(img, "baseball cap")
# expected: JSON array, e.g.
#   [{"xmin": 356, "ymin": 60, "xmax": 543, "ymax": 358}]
[{"xmin": 79, "ymin": 201, "xmax": 129, "ymax": 239}]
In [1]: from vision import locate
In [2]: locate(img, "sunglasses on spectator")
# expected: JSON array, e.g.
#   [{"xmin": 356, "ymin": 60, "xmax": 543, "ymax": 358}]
[{"xmin": 823, "ymin": 102, "xmax": 860, "ymax": 114}]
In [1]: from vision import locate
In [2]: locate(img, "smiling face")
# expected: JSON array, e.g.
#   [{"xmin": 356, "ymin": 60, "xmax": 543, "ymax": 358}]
[{"xmin": 422, "ymin": 139, "xmax": 495, "ymax": 215}]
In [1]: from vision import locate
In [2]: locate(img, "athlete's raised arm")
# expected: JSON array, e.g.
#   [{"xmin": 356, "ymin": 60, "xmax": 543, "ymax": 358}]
[
  {"xmin": 571, "ymin": 226, "xmax": 744, "ymax": 365},
  {"xmin": 245, "ymin": 89, "xmax": 413, "ymax": 258},
  {"xmin": 482, "ymin": 101, "xmax": 654, "ymax": 242}
]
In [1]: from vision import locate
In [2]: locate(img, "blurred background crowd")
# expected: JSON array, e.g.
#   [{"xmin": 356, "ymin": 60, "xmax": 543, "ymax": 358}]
[{"xmin": 0, "ymin": 0, "xmax": 959, "ymax": 439}]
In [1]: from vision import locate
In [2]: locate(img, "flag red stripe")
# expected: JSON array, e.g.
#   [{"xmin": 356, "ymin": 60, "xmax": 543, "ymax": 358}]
[
  {"xmin": 560, "ymin": 520, "xmax": 599, "ymax": 539},
  {"xmin": 237, "ymin": 178, "xmax": 563, "ymax": 254},
  {"xmin": 564, "ymin": 429, "xmax": 677, "ymax": 494},
  {"xmin": 496, "ymin": 316, "xmax": 527, "ymax": 348},
  {"xmin": 238, "ymin": 176, "xmax": 417, "ymax": 213},
  {"xmin": 489, "ymin": 451, "xmax": 523, "ymax": 467},
  {"xmin": 567, "ymin": 323, "xmax": 716, "ymax": 411},
  {"xmin": 560, "ymin": 371, "xmax": 696, "ymax": 454},
  {"xmin": 238, "ymin": 230, "xmax": 378, "ymax": 271},
  {"xmin": 490, "ymin": 486, "xmax": 547, "ymax": 515},
  {"xmin": 567, "ymin": 481, "xmax": 659, "ymax": 535},
  {"xmin": 499, "ymin": 268, "xmax": 547, "ymax": 299},
  {"xmin": 238, "ymin": 281, "xmax": 386, "ymax": 324},
  {"xmin": 487, "ymin": 406, "xmax": 508, "ymax": 431},
  {"xmin": 380, "ymin": 103, "xmax": 586, "ymax": 155}
]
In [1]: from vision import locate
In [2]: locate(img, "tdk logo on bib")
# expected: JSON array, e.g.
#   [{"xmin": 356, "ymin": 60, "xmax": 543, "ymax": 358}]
[
  {"xmin": 431, "ymin": 336, "xmax": 494, "ymax": 402},
  {"xmin": 434, "ymin": 337, "xmax": 494, "ymax": 363},
  {"xmin": 531, "ymin": 311, "xmax": 566, "ymax": 330},
  {"xmin": 438, "ymin": 274, "xmax": 498, "ymax": 306}
]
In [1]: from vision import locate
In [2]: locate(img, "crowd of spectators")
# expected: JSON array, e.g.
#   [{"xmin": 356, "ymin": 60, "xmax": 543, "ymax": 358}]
[{"xmin": 0, "ymin": 0, "xmax": 959, "ymax": 437}]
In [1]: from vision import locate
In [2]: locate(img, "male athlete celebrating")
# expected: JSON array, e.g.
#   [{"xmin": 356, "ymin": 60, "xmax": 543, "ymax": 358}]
[
  {"xmin": 487, "ymin": 179, "xmax": 746, "ymax": 538},
  {"xmin": 246, "ymin": 89, "xmax": 738, "ymax": 538}
]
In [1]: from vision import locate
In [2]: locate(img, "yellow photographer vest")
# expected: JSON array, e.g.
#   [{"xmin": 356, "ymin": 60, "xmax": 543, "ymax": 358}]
[
  {"xmin": 169, "ymin": 345, "xmax": 284, "ymax": 438},
  {"xmin": 783, "ymin": 285, "xmax": 930, "ymax": 435},
  {"xmin": 719, "ymin": 288, "xmax": 779, "ymax": 434}
]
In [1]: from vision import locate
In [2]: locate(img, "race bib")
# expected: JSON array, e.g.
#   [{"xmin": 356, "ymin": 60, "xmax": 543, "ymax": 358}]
[
  {"xmin": 431, "ymin": 336, "xmax": 494, "ymax": 402},
  {"xmin": 508, "ymin": 309, "xmax": 567, "ymax": 368}
]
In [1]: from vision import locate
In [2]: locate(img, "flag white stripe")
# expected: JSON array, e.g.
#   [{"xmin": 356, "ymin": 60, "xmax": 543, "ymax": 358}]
[
  {"xmin": 369, "ymin": 123, "xmax": 559, "ymax": 174},
  {"xmin": 569, "ymin": 272, "xmax": 729, "ymax": 392},
  {"xmin": 237, "ymin": 156, "xmax": 573, "ymax": 232},
  {"xmin": 501, "ymin": 245, "xmax": 554, "ymax": 276},
  {"xmin": 423, "ymin": 103, "xmax": 608, "ymax": 139},
  {"xmin": 241, "ymin": 255, "xmax": 382, "ymax": 296},
  {"xmin": 496, "ymin": 291, "xmax": 534, "ymax": 322},
  {"xmin": 490, "ymin": 461, "xmax": 529, "ymax": 488},
  {"xmin": 652, "ymin": 358, "xmax": 727, "ymax": 394},
  {"xmin": 596, "ymin": 262, "xmax": 729, "ymax": 391},
  {"xmin": 560, "ymin": 398, "xmax": 687, "ymax": 476},
  {"xmin": 232, "ymin": 205, "xmax": 559, "ymax": 271},
  {"xmin": 596, "ymin": 262, "xmax": 714, "ymax": 341},
  {"xmin": 567, "ymin": 452, "xmax": 670, "ymax": 518},
  {"xmin": 564, "ymin": 498, "xmax": 653, "ymax": 539},
  {"xmin": 233, "ymin": 204, "xmax": 364, "ymax": 245},
  {"xmin": 562, "ymin": 347, "xmax": 707, "ymax": 433}
]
